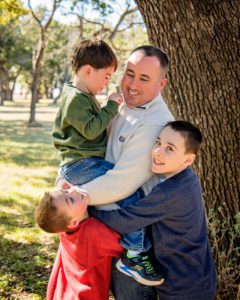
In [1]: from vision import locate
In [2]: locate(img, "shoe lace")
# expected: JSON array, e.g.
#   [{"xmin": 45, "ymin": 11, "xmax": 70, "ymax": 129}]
[{"xmin": 141, "ymin": 256, "xmax": 155, "ymax": 274}]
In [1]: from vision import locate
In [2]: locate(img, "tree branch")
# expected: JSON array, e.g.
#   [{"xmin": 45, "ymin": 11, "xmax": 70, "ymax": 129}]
[
  {"xmin": 109, "ymin": 6, "xmax": 138, "ymax": 40},
  {"xmin": 45, "ymin": 0, "xmax": 59, "ymax": 29},
  {"xmin": 28, "ymin": 0, "xmax": 42, "ymax": 28}
]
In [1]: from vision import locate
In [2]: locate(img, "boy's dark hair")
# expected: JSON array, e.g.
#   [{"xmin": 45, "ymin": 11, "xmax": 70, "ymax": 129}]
[
  {"xmin": 165, "ymin": 121, "xmax": 203, "ymax": 154},
  {"xmin": 71, "ymin": 39, "xmax": 118, "ymax": 73},
  {"xmin": 35, "ymin": 192, "xmax": 71, "ymax": 233},
  {"xmin": 131, "ymin": 45, "xmax": 169, "ymax": 72}
]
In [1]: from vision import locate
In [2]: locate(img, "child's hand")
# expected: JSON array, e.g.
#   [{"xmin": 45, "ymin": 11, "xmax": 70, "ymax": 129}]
[
  {"xmin": 56, "ymin": 177, "xmax": 73, "ymax": 191},
  {"xmin": 108, "ymin": 92, "xmax": 123, "ymax": 105},
  {"xmin": 67, "ymin": 186, "xmax": 90, "ymax": 204}
]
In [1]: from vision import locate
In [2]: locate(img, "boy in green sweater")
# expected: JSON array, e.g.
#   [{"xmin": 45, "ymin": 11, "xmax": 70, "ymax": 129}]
[{"xmin": 52, "ymin": 39, "xmax": 122, "ymax": 188}]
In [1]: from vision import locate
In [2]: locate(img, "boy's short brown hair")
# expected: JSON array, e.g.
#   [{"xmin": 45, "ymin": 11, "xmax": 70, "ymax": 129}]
[
  {"xmin": 164, "ymin": 121, "xmax": 203, "ymax": 154},
  {"xmin": 34, "ymin": 192, "xmax": 71, "ymax": 233},
  {"xmin": 71, "ymin": 39, "xmax": 118, "ymax": 73}
]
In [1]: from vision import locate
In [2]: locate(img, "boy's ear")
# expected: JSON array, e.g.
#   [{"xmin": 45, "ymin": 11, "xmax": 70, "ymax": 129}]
[
  {"xmin": 82, "ymin": 64, "xmax": 92, "ymax": 76},
  {"xmin": 68, "ymin": 218, "xmax": 79, "ymax": 229},
  {"xmin": 184, "ymin": 154, "xmax": 196, "ymax": 167}
]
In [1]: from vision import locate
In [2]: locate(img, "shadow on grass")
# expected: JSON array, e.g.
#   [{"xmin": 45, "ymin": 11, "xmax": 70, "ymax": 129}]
[
  {"xmin": 0, "ymin": 201, "xmax": 58, "ymax": 298},
  {"xmin": 0, "ymin": 120, "xmax": 59, "ymax": 167},
  {"xmin": 0, "ymin": 120, "xmax": 53, "ymax": 144},
  {"xmin": 0, "ymin": 235, "xmax": 58, "ymax": 298}
]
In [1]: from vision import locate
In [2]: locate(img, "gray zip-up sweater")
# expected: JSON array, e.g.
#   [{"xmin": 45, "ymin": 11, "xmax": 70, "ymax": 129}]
[{"xmin": 82, "ymin": 94, "xmax": 174, "ymax": 205}]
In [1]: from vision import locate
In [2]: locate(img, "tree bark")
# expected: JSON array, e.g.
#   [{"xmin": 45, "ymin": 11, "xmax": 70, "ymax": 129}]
[
  {"xmin": 134, "ymin": 0, "xmax": 239, "ymax": 298},
  {"xmin": 134, "ymin": 0, "xmax": 240, "ymax": 215}
]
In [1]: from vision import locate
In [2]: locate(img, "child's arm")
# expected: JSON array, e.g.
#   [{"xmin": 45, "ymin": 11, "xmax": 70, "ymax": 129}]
[
  {"xmin": 66, "ymin": 94, "xmax": 120, "ymax": 140},
  {"xmin": 89, "ymin": 186, "xmax": 168, "ymax": 234}
]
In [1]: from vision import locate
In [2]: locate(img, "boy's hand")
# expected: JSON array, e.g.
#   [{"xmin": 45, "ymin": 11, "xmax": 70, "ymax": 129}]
[
  {"xmin": 108, "ymin": 92, "xmax": 123, "ymax": 105},
  {"xmin": 56, "ymin": 177, "xmax": 73, "ymax": 190},
  {"xmin": 67, "ymin": 186, "xmax": 90, "ymax": 204}
]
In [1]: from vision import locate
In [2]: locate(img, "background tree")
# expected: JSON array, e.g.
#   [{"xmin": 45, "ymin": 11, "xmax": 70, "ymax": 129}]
[
  {"xmin": 39, "ymin": 21, "xmax": 70, "ymax": 100},
  {"xmin": 27, "ymin": 0, "xmax": 61, "ymax": 126},
  {"xmin": 0, "ymin": 0, "xmax": 28, "ymax": 105},
  {"xmin": 0, "ymin": 0, "xmax": 28, "ymax": 25},
  {"xmin": 59, "ymin": 0, "xmax": 147, "ymax": 94},
  {"xmin": 134, "ymin": 0, "xmax": 240, "ymax": 298}
]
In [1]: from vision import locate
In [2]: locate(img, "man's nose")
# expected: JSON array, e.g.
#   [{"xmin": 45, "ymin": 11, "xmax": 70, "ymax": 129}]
[{"xmin": 129, "ymin": 78, "xmax": 138, "ymax": 89}]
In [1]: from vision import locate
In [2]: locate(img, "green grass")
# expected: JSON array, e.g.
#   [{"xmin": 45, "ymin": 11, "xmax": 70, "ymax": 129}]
[{"xmin": 0, "ymin": 111, "xmax": 59, "ymax": 299}]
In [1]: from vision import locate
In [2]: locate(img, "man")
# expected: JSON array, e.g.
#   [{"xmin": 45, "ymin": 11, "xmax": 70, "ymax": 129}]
[
  {"xmin": 81, "ymin": 45, "xmax": 174, "ymax": 205},
  {"xmin": 62, "ymin": 45, "xmax": 174, "ymax": 299}
]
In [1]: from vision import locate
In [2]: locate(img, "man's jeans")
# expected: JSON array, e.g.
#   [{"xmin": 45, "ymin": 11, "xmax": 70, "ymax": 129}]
[
  {"xmin": 111, "ymin": 257, "xmax": 158, "ymax": 300},
  {"xmin": 59, "ymin": 157, "xmax": 151, "ymax": 252}
]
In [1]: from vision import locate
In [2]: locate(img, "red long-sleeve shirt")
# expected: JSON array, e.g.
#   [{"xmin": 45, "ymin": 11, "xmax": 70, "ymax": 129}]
[{"xmin": 47, "ymin": 217, "xmax": 123, "ymax": 300}]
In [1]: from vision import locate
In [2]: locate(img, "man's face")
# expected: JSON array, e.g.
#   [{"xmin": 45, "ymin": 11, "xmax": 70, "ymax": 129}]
[
  {"xmin": 51, "ymin": 190, "xmax": 87, "ymax": 221},
  {"xmin": 151, "ymin": 126, "xmax": 195, "ymax": 178},
  {"xmin": 120, "ymin": 51, "xmax": 167, "ymax": 108}
]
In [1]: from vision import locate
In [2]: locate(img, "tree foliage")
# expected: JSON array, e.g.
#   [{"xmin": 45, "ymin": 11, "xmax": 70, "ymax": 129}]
[
  {"xmin": 0, "ymin": 0, "xmax": 147, "ymax": 118},
  {"xmin": 0, "ymin": 0, "xmax": 28, "ymax": 25}
]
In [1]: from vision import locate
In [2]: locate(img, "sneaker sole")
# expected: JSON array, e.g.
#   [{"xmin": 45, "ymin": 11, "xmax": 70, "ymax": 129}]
[{"xmin": 116, "ymin": 259, "xmax": 164, "ymax": 287}]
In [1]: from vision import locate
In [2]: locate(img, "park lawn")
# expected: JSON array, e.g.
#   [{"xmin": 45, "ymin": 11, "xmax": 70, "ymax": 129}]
[{"xmin": 0, "ymin": 114, "xmax": 59, "ymax": 299}]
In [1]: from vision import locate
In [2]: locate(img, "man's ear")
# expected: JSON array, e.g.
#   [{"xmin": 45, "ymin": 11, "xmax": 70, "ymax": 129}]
[
  {"xmin": 159, "ymin": 78, "xmax": 168, "ymax": 91},
  {"xmin": 68, "ymin": 218, "xmax": 79, "ymax": 229},
  {"xmin": 184, "ymin": 154, "xmax": 196, "ymax": 167}
]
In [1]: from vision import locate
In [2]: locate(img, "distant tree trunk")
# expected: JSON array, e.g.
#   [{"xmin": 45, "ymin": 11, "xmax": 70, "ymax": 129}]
[
  {"xmin": 134, "ymin": 0, "xmax": 239, "ymax": 298},
  {"xmin": 28, "ymin": 0, "xmax": 59, "ymax": 126},
  {"xmin": 53, "ymin": 63, "xmax": 70, "ymax": 105},
  {"xmin": 44, "ymin": 82, "xmax": 50, "ymax": 99},
  {"xmin": 10, "ymin": 69, "xmax": 21, "ymax": 101},
  {"xmin": 0, "ymin": 90, "xmax": 3, "ymax": 106}
]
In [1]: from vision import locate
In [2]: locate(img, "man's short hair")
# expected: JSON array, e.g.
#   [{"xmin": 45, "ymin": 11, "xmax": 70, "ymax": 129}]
[
  {"xmin": 164, "ymin": 121, "xmax": 203, "ymax": 154},
  {"xmin": 131, "ymin": 45, "xmax": 169, "ymax": 72},
  {"xmin": 34, "ymin": 192, "xmax": 71, "ymax": 233},
  {"xmin": 71, "ymin": 39, "xmax": 118, "ymax": 73}
]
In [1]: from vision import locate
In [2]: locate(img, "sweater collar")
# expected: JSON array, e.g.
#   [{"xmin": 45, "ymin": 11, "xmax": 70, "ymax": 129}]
[{"xmin": 133, "ymin": 93, "xmax": 163, "ymax": 111}]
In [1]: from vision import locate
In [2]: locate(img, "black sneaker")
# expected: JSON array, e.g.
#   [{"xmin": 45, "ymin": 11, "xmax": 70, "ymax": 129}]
[{"xmin": 116, "ymin": 252, "xmax": 164, "ymax": 286}]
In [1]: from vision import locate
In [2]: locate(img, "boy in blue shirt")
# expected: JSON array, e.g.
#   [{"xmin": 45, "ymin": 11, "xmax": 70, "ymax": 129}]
[{"xmin": 91, "ymin": 121, "xmax": 217, "ymax": 299}]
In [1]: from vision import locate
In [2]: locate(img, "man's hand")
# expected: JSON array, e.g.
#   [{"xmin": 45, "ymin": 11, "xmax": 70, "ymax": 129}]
[{"xmin": 108, "ymin": 92, "xmax": 123, "ymax": 105}]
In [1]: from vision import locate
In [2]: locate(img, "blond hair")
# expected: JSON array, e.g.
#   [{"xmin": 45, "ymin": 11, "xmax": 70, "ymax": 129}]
[{"xmin": 34, "ymin": 192, "xmax": 71, "ymax": 233}]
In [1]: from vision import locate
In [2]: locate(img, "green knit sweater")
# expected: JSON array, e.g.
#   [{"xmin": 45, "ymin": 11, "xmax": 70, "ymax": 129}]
[{"xmin": 52, "ymin": 82, "xmax": 118, "ymax": 166}]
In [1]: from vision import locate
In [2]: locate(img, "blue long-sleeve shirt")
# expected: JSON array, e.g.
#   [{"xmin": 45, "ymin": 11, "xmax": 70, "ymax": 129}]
[{"xmin": 91, "ymin": 168, "xmax": 217, "ymax": 300}]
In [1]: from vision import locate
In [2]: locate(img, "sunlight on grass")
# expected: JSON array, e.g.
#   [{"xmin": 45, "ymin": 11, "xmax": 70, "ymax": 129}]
[{"xmin": 0, "ymin": 105, "xmax": 60, "ymax": 299}]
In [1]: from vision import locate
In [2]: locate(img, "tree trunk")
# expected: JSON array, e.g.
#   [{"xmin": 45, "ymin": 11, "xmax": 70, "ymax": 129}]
[
  {"xmin": 29, "ymin": 69, "xmax": 41, "ymax": 125},
  {"xmin": 53, "ymin": 63, "xmax": 70, "ymax": 105},
  {"xmin": 10, "ymin": 69, "xmax": 21, "ymax": 101},
  {"xmin": 134, "ymin": 0, "xmax": 239, "ymax": 299},
  {"xmin": 0, "ymin": 80, "xmax": 3, "ymax": 106},
  {"xmin": 28, "ymin": 0, "xmax": 59, "ymax": 126}
]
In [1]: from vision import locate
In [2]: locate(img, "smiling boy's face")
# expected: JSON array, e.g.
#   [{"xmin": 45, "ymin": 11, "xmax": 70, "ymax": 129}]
[
  {"xmin": 151, "ymin": 126, "xmax": 195, "ymax": 178},
  {"xmin": 51, "ymin": 190, "xmax": 87, "ymax": 222}
]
